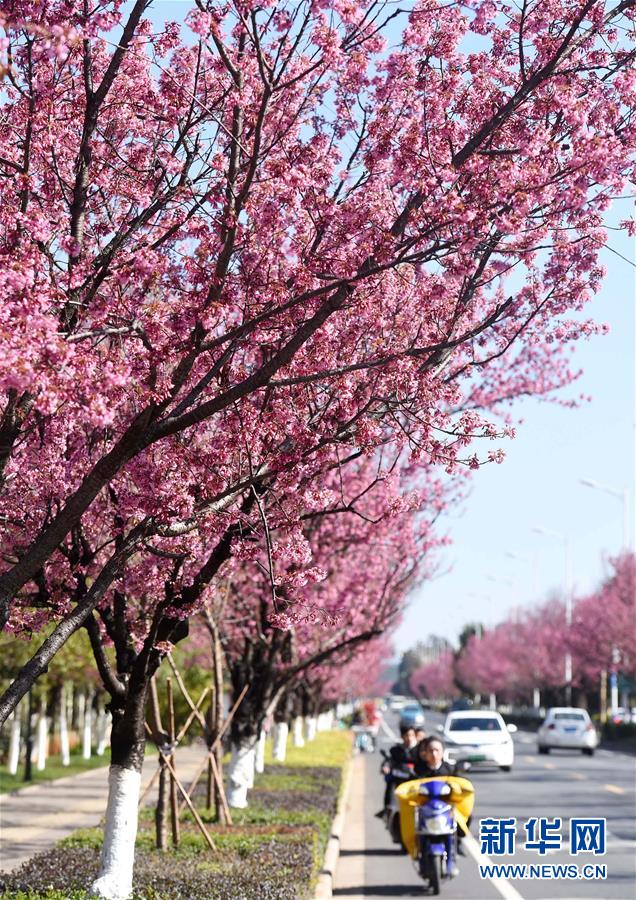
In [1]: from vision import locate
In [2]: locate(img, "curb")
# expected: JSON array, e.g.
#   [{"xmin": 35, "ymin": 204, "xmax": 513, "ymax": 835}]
[{"xmin": 314, "ymin": 747, "xmax": 355, "ymax": 900}]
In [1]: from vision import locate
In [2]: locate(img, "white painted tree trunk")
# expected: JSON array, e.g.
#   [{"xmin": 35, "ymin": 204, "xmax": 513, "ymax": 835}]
[
  {"xmin": 36, "ymin": 702, "xmax": 49, "ymax": 771},
  {"xmin": 305, "ymin": 715, "xmax": 317, "ymax": 742},
  {"xmin": 489, "ymin": 693, "xmax": 497, "ymax": 710},
  {"xmin": 255, "ymin": 729, "xmax": 266, "ymax": 774},
  {"xmin": 90, "ymin": 765, "xmax": 141, "ymax": 899},
  {"xmin": 83, "ymin": 693, "xmax": 93, "ymax": 760},
  {"xmin": 272, "ymin": 722, "xmax": 288, "ymax": 761},
  {"xmin": 227, "ymin": 739, "xmax": 257, "ymax": 808},
  {"xmin": 77, "ymin": 690, "xmax": 86, "ymax": 737},
  {"xmin": 324, "ymin": 709, "xmax": 334, "ymax": 730},
  {"xmin": 292, "ymin": 716, "xmax": 305, "ymax": 747},
  {"xmin": 8, "ymin": 710, "xmax": 21, "ymax": 775},
  {"xmin": 533, "ymin": 688, "xmax": 541, "ymax": 709},
  {"xmin": 96, "ymin": 701, "xmax": 110, "ymax": 756},
  {"xmin": 59, "ymin": 689, "xmax": 71, "ymax": 766}
]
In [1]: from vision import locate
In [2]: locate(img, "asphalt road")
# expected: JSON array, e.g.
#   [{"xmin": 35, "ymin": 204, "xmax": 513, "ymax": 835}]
[{"xmin": 333, "ymin": 709, "xmax": 636, "ymax": 899}]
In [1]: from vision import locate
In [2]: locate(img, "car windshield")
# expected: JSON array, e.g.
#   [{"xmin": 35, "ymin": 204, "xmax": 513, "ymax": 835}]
[
  {"xmin": 403, "ymin": 705, "xmax": 421, "ymax": 713},
  {"xmin": 553, "ymin": 713, "xmax": 586, "ymax": 721},
  {"xmin": 448, "ymin": 717, "xmax": 502, "ymax": 731}
]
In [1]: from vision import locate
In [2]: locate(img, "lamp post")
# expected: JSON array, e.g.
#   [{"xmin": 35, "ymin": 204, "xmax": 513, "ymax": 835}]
[
  {"xmin": 580, "ymin": 478, "xmax": 631, "ymax": 551},
  {"xmin": 533, "ymin": 527, "xmax": 572, "ymax": 704},
  {"xmin": 506, "ymin": 552, "xmax": 541, "ymax": 706},
  {"xmin": 580, "ymin": 478, "xmax": 632, "ymax": 715}
]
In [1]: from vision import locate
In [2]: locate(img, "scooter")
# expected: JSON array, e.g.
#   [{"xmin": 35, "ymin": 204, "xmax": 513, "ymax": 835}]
[
  {"xmin": 395, "ymin": 775, "xmax": 475, "ymax": 896},
  {"xmin": 353, "ymin": 725, "xmax": 376, "ymax": 753},
  {"xmin": 379, "ymin": 750, "xmax": 415, "ymax": 847},
  {"xmin": 415, "ymin": 780, "xmax": 459, "ymax": 893}
]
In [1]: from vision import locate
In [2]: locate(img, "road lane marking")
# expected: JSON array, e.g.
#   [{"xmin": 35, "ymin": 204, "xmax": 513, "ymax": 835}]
[
  {"xmin": 523, "ymin": 756, "xmax": 537, "ymax": 764},
  {"xmin": 543, "ymin": 762, "xmax": 556, "ymax": 769},
  {"xmin": 567, "ymin": 772, "xmax": 586, "ymax": 780},
  {"xmin": 604, "ymin": 784, "xmax": 625, "ymax": 795},
  {"xmin": 379, "ymin": 716, "xmax": 398, "ymax": 742},
  {"xmin": 462, "ymin": 832, "xmax": 525, "ymax": 900}
]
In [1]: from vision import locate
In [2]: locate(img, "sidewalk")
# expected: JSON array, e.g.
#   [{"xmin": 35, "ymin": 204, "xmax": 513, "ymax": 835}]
[{"xmin": 0, "ymin": 743, "xmax": 207, "ymax": 873}]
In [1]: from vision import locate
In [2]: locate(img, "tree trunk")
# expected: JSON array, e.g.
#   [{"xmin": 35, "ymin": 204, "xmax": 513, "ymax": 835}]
[
  {"xmin": 90, "ymin": 685, "xmax": 147, "ymax": 899},
  {"xmin": 272, "ymin": 721, "xmax": 288, "ymax": 762},
  {"xmin": 155, "ymin": 762, "xmax": 169, "ymax": 852},
  {"xmin": 36, "ymin": 696, "xmax": 48, "ymax": 771},
  {"xmin": 52, "ymin": 683, "xmax": 71, "ymax": 766},
  {"xmin": 304, "ymin": 715, "xmax": 317, "ymax": 742},
  {"xmin": 23, "ymin": 690, "xmax": 33, "ymax": 782},
  {"xmin": 227, "ymin": 736, "xmax": 258, "ymax": 808},
  {"xmin": 77, "ymin": 690, "xmax": 85, "ymax": 737},
  {"xmin": 96, "ymin": 694, "xmax": 110, "ymax": 756},
  {"xmin": 83, "ymin": 689, "xmax": 94, "ymax": 759},
  {"xmin": 8, "ymin": 708, "xmax": 21, "ymax": 775},
  {"xmin": 255, "ymin": 728, "xmax": 266, "ymax": 774},
  {"xmin": 292, "ymin": 715, "xmax": 305, "ymax": 747}
]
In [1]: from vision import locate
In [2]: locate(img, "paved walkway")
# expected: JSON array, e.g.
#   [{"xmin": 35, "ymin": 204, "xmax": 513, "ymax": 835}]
[{"xmin": 0, "ymin": 743, "xmax": 207, "ymax": 873}]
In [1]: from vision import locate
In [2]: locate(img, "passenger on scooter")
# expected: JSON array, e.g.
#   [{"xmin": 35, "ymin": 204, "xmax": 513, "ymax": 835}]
[
  {"xmin": 375, "ymin": 725, "xmax": 417, "ymax": 817},
  {"xmin": 413, "ymin": 735, "xmax": 457, "ymax": 778},
  {"xmin": 390, "ymin": 725, "xmax": 418, "ymax": 766}
]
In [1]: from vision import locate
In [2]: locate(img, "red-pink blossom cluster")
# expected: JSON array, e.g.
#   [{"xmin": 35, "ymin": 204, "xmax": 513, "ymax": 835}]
[{"xmin": 0, "ymin": 1, "xmax": 633, "ymax": 707}]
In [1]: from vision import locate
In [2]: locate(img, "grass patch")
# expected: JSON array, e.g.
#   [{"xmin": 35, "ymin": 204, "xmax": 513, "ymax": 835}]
[{"xmin": 264, "ymin": 728, "xmax": 352, "ymax": 768}]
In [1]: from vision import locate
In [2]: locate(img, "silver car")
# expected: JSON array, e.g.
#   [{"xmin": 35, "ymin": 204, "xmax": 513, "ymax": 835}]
[{"xmin": 537, "ymin": 707, "xmax": 598, "ymax": 756}]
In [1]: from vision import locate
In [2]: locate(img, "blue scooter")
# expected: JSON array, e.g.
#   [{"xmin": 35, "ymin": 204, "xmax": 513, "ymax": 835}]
[{"xmin": 414, "ymin": 780, "xmax": 458, "ymax": 894}]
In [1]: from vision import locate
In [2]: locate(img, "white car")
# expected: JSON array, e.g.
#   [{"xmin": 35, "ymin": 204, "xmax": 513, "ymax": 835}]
[
  {"xmin": 537, "ymin": 707, "xmax": 598, "ymax": 756},
  {"xmin": 441, "ymin": 711, "xmax": 516, "ymax": 771},
  {"xmin": 389, "ymin": 695, "xmax": 407, "ymax": 711}
]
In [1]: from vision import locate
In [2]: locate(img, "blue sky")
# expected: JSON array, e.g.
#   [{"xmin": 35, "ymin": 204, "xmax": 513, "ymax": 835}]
[
  {"xmin": 395, "ymin": 199, "xmax": 635, "ymax": 649},
  {"xmin": 136, "ymin": 2, "xmax": 635, "ymax": 649}
]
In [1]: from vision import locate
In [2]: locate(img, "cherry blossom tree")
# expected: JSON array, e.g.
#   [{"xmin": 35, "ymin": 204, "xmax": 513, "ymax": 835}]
[
  {"xmin": 410, "ymin": 649, "xmax": 458, "ymax": 701},
  {"xmin": 455, "ymin": 599, "xmax": 571, "ymax": 703},
  {"xmin": 213, "ymin": 457, "xmax": 437, "ymax": 808},
  {"xmin": 0, "ymin": 2, "xmax": 634, "ymax": 894},
  {"xmin": 2, "ymin": 0, "xmax": 634, "ymax": 650},
  {"xmin": 569, "ymin": 554, "xmax": 636, "ymax": 688}
]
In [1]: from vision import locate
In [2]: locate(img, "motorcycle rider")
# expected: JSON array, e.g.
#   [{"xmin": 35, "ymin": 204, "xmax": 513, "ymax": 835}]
[
  {"xmin": 413, "ymin": 735, "xmax": 456, "ymax": 778},
  {"xmin": 375, "ymin": 725, "xmax": 417, "ymax": 817},
  {"xmin": 413, "ymin": 736, "xmax": 469, "ymax": 859}
]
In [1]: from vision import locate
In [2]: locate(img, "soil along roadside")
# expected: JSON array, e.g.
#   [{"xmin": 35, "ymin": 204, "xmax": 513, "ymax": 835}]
[{"xmin": 0, "ymin": 729, "xmax": 352, "ymax": 899}]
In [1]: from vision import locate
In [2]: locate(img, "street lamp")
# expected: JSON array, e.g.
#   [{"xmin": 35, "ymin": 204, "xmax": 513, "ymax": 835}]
[
  {"xmin": 580, "ymin": 478, "xmax": 632, "ymax": 714},
  {"xmin": 579, "ymin": 478, "xmax": 631, "ymax": 552},
  {"xmin": 532, "ymin": 527, "xmax": 573, "ymax": 704}
]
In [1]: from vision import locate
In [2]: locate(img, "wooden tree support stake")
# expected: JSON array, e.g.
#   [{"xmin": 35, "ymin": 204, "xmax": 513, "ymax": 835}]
[
  {"xmin": 166, "ymin": 677, "xmax": 180, "ymax": 847},
  {"xmin": 145, "ymin": 722, "xmax": 217, "ymax": 851},
  {"xmin": 176, "ymin": 682, "xmax": 249, "ymax": 814},
  {"xmin": 175, "ymin": 686, "xmax": 210, "ymax": 745},
  {"xmin": 209, "ymin": 749, "xmax": 232, "ymax": 825}
]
